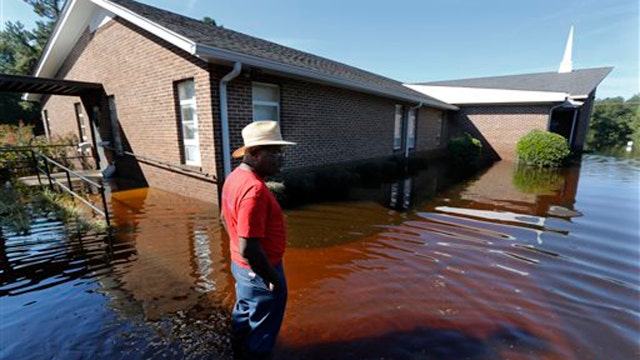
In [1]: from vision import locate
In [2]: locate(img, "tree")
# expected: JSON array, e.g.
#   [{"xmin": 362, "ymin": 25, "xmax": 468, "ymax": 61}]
[
  {"xmin": 0, "ymin": 22, "xmax": 39, "ymax": 75},
  {"xmin": 202, "ymin": 17, "xmax": 217, "ymax": 27},
  {"xmin": 1, "ymin": 0, "xmax": 63, "ymax": 75},
  {"xmin": 587, "ymin": 95, "xmax": 640, "ymax": 150},
  {"xmin": 0, "ymin": 0, "xmax": 64, "ymax": 128}
]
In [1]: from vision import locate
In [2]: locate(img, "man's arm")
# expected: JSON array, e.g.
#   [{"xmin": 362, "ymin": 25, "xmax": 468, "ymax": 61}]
[
  {"xmin": 220, "ymin": 212, "xmax": 227, "ymax": 231},
  {"xmin": 239, "ymin": 237, "xmax": 282, "ymax": 292}
]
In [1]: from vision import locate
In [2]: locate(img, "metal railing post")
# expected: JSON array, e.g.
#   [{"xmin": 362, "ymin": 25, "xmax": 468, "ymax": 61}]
[
  {"xmin": 65, "ymin": 169, "xmax": 73, "ymax": 193},
  {"xmin": 30, "ymin": 150, "xmax": 42, "ymax": 187},
  {"xmin": 43, "ymin": 157, "xmax": 54, "ymax": 191},
  {"xmin": 100, "ymin": 186, "xmax": 111, "ymax": 229}
]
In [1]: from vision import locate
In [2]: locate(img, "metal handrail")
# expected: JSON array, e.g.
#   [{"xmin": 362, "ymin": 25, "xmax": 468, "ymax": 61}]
[
  {"xmin": 33, "ymin": 151, "xmax": 111, "ymax": 229},
  {"xmin": 0, "ymin": 144, "xmax": 76, "ymax": 150},
  {"xmin": 37, "ymin": 153, "xmax": 102, "ymax": 188},
  {"xmin": 103, "ymin": 145, "xmax": 217, "ymax": 183},
  {"xmin": 1, "ymin": 147, "xmax": 111, "ymax": 229}
]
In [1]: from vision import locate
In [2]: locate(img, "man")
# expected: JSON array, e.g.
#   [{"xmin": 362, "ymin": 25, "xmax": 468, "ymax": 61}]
[{"xmin": 221, "ymin": 120, "xmax": 296, "ymax": 359}]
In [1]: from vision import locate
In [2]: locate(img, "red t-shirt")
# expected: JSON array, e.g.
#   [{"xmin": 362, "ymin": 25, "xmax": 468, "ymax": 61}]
[{"xmin": 221, "ymin": 166, "xmax": 286, "ymax": 269}]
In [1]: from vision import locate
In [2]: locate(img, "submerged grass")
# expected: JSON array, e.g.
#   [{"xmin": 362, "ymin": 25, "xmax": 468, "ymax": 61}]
[
  {"xmin": 0, "ymin": 182, "xmax": 31, "ymax": 233},
  {"xmin": 0, "ymin": 180, "xmax": 108, "ymax": 234}
]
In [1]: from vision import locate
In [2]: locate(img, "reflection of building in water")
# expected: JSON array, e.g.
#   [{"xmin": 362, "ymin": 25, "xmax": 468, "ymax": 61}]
[
  {"xmin": 455, "ymin": 160, "xmax": 581, "ymax": 217},
  {"xmin": 385, "ymin": 159, "xmax": 452, "ymax": 211},
  {"xmin": 109, "ymin": 188, "xmax": 230, "ymax": 320},
  {"xmin": 388, "ymin": 178, "xmax": 413, "ymax": 210},
  {"xmin": 193, "ymin": 230, "xmax": 216, "ymax": 293}
]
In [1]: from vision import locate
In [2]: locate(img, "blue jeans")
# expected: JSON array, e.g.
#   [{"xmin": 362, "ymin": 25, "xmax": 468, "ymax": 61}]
[{"xmin": 231, "ymin": 261, "xmax": 287, "ymax": 359}]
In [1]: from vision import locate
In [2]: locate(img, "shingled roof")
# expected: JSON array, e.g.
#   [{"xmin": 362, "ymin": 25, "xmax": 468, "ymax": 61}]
[
  {"xmin": 105, "ymin": 0, "xmax": 455, "ymax": 110},
  {"xmin": 414, "ymin": 67, "xmax": 613, "ymax": 98}
]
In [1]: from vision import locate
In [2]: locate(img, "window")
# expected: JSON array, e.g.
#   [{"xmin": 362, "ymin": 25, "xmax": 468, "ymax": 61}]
[
  {"xmin": 177, "ymin": 79, "xmax": 201, "ymax": 166},
  {"xmin": 252, "ymin": 82, "xmax": 280, "ymax": 122},
  {"xmin": 406, "ymin": 108, "xmax": 417, "ymax": 149},
  {"xmin": 74, "ymin": 103, "xmax": 88, "ymax": 142},
  {"xmin": 393, "ymin": 105, "xmax": 403, "ymax": 150},
  {"xmin": 42, "ymin": 109, "xmax": 51, "ymax": 140}
]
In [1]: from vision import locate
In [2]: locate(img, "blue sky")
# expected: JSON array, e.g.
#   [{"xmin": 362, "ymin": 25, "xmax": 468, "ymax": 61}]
[{"xmin": 2, "ymin": 0, "xmax": 638, "ymax": 99}]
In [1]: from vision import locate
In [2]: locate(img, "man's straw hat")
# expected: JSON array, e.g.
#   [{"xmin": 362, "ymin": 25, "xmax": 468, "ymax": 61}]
[{"xmin": 232, "ymin": 120, "xmax": 296, "ymax": 158}]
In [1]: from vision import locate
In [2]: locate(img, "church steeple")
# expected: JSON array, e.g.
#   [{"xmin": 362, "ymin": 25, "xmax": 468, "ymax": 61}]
[{"xmin": 558, "ymin": 26, "xmax": 574, "ymax": 73}]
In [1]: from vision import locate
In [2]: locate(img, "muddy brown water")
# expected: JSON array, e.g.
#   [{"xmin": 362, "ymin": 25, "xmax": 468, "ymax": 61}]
[{"xmin": 1, "ymin": 153, "xmax": 638, "ymax": 359}]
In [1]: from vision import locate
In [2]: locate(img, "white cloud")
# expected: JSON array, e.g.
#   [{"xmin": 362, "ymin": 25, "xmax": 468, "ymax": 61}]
[{"xmin": 183, "ymin": 0, "xmax": 198, "ymax": 15}]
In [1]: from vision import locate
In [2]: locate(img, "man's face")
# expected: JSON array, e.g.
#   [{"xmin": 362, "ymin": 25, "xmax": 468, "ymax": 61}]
[{"xmin": 255, "ymin": 146, "xmax": 284, "ymax": 177}]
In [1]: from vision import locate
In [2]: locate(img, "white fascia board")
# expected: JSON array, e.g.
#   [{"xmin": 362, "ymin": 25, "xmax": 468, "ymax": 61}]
[
  {"xmin": 33, "ymin": 0, "xmax": 83, "ymax": 78},
  {"xmin": 90, "ymin": 0, "xmax": 196, "ymax": 54},
  {"xmin": 569, "ymin": 94, "xmax": 589, "ymax": 100},
  {"xmin": 26, "ymin": 0, "xmax": 198, "ymax": 101},
  {"xmin": 404, "ymin": 84, "xmax": 569, "ymax": 105},
  {"xmin": 26, "ymin": 0, "xmax": 89, "ymax": 101},
  {"xmin": 196, "ymin": 44, "xmax": 458, "ymax": 111}
]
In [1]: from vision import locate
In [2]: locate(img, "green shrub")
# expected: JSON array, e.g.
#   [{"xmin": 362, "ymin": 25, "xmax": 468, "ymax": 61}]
[
  {"xmin": 516, "ymin": 130, "xmax": 570, "ymax": 168},
  {"xmin": 448, "ymin": 133, "xmax": 482, "ymax": 166},
  {"xmin": 0, "ymin": 123, "xmax": 79, "ymax": 176}
]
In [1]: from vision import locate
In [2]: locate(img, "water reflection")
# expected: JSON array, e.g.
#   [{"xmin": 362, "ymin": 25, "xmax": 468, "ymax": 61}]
[
  {"xmin": 108, "ymin": 188, "xmax": 231, "ymax": 319},
  {"xmin": 1, "ymin": 187, "xmax": 234, "ymax": 360},
  {"xmin": 0, "ymin": 218, "xmax": 135, "ymax": 297},
  {"xmin": 2, "ymin": 154, "xmax": 637, "ymax": 360},
  {"xmin": 388, "ymin": 178, "xmax": 413, "ymax": 210},
  {"xmin": 278, "ymin": 155, "xmax": 639, "ymax": 359}
]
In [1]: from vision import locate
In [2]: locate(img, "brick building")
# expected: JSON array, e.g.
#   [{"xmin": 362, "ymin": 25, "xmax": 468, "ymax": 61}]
[
  {"xmin": 406, "ymin": 26, "xmax": 612, "ymax": 161},
  {"xmin": 406, "ymin": 67, "xmax": 611, "ymax": 160},
  {"xmin": 26, "ymin": 1, "xmax": 610, "ymax": 203},
  {"xmin": 28, "ymin": 0, "xmax": 456, "ymax": 204}
]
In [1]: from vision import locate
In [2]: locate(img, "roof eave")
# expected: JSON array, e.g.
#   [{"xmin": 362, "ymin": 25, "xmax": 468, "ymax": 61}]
[
  {"xmin": 26, "ymin": 0, "xmax": 457, "ymax": 111},
  {"xmin": 195, "ymin": 44, "xmax": 458, "ymax": 111},
  {"xmin": 25, "ymin": 0, "xmax": 198, "ymax": 102}
]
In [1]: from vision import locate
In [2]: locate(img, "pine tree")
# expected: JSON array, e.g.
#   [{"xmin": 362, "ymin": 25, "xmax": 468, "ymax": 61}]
[{"xmin": 0, "ymin": 0, "xmax": 65, "ymax": 127}]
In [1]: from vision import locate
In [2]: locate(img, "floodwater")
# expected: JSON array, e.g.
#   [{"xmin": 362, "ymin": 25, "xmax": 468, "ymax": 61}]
[{"xmin": 1, "ymin": 153, "xmax": 639, "ymax": 359}]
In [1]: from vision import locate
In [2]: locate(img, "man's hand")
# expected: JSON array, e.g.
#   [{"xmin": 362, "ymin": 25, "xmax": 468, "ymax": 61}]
[{"xmin": 240, "ymin": 237, "xmax": 281, "ymax": 292}]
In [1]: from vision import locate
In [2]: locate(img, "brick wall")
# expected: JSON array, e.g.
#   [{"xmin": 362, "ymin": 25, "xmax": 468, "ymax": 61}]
[
  {"xmin": 221, "ymin": 73, "xmax": 414, "ymax": 170},
  {"xmin": 449, "ymin": 104, "xmax": 552, "ymax": 160},
  {"xmin": 40, "ymin": 94, "xmax": 86, "ymax": 144},
  {"xmin": 42, "ymin": 16, "xmax": 447, "ymax": 204},
  {"xmin": 226, "ymin": 73, "xmax": 452, "ymax": 170},
  {"xmin": 416, "ymin": 107, "xmax": 445, "ymax": 151},
  {"xmin": 43, "ymin": 18, "xmax": 220, "ymax": 203}
]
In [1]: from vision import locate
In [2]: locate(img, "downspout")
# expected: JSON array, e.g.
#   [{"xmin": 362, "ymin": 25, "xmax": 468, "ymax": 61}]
[
  {"xmin": 405, "ymin": 102, "xmax": 423, "ymax": 158},
  {"xmin": 219, "ymin": 62, "xmax": 242, "ymax": 180},
  {"xmin": 568, "ymin": 107, "xmax": 578, "ymax": 147}
]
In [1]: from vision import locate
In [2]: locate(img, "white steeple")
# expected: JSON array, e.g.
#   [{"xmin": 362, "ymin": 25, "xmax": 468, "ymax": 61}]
[{"xmin": 558, "ymin": 26, "xmax": 574, "ymax": 73}]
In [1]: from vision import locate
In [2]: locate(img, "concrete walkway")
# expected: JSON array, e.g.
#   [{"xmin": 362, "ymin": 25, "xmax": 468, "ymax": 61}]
[{"xmin": 19, "ymin": 170, "xmax": 103, "ymax": 187}]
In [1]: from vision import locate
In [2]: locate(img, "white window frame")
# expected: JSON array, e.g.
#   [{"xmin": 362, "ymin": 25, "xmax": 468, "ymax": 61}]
[
  {"xmin": 252, "ymin": 82, "xmax": 280, "ymax": 122},
  {"xmin": 74, "ymin": 103, "xmax": 88, "ymax": 142},
  {"xmin": 177, "ymin": 79, "xmax": 201, "ymax": 166},
  {"xmin": 393, "ymin": 105, "xmax": 403, "ymax": 150},
  {"xmin": 42, "ymin": 109, "xmax": 51, "ymax": 140},
  {"xmin": 406, "ymin": 108, "xmax": 417, "ymax": 150}
]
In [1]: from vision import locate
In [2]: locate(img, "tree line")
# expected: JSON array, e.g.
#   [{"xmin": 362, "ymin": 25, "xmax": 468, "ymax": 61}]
[
  {"xmin": 1, "ymin": 0, "xmax": 63, "ymax": 129},
  {"xmin": 587, "ymin": 95, "xmax": 640, "ymax": 150}
]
